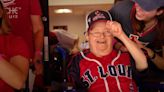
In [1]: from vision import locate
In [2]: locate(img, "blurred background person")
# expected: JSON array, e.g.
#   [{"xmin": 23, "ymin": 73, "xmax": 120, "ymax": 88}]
[
  {"xmin": 2, "ymin": 0, "xmax": 44, "ymax": 76},
  {"xmin": 1, "ymin": 0, "xmax": 44, "ymax": 91},
  {"xmin": 0, "ymin": 1, "xmax": 30, "ymax": 92}
]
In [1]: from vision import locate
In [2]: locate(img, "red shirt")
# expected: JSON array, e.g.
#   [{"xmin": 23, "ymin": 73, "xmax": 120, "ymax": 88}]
[
  {"xmin": 0, "ymin": 34, "xmax": 30, "ymax": 92},
  {"xmin": 2, "ymin": 0, "xmax": 42, "ymax": 58}
]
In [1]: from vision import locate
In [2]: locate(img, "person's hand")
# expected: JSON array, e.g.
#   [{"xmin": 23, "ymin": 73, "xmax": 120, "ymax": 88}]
[
  {"xmin": 106, "ymin": 21, "xmax": 124, "ymax": 38},
  {"xmin": 32, "ymin": 51, "xmax": 43, "ymax": 75}
]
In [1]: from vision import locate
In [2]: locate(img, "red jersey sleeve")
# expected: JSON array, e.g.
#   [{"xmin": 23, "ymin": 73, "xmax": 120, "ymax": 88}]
[{"xmin": 30, "ymin": 0, "xmax": 42, "ymax": 15}]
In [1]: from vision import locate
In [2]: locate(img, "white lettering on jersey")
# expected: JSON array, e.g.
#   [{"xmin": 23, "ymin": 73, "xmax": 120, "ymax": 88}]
[
  {"xmin": 81, "ymin": 64, "xmax": 131, "ymax": 88},
  {"xmin": 2, "ymin": 0, "xmax": 21, "ymax": 19},
  {"xmin": 6, "ymin": 7, "xmax": 21, "ymax": 19},
  {"xmin": 2, "ymin": 0, "xmax": 15, "ymax": 7}
]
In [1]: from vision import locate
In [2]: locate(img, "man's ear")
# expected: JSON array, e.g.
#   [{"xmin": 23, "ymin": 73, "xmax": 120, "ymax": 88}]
[{"xmin": 157, "ymin": 9, "xmax": 163, "ymax": 16}]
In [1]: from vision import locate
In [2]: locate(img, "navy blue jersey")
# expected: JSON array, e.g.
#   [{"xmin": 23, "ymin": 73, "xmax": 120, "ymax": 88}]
[{"xmin": 109, "ymin": 0, "xmax": 164, "ymax": 90}]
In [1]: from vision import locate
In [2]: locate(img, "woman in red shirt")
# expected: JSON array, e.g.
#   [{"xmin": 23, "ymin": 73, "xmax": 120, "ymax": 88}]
[{"xmin": 0, "ymin": 1, "xmax": 30, "ymax": 92}]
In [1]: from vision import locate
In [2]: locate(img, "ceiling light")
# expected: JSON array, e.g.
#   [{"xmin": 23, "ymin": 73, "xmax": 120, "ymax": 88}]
[{"xmin": 54, "ymin": 9, "xmax": 72, "ymax": 14}]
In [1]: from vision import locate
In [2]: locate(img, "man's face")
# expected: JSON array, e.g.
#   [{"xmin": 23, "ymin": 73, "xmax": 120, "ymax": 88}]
[{"xmin": 86, "ymin": 21, "xmax": 113, "ymax": 57}]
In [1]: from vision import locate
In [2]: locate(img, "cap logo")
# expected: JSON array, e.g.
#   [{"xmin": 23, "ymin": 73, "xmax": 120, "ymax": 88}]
[
  {"xmin": 87, "ymin": 10, "xmax": 111, "ymax": 31},
  {"xmin": 92, "ymin": 10, "xmax": 106, "ymax": 21}
]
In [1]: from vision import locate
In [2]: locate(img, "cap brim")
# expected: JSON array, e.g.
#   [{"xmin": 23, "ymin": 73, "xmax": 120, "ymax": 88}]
[{"xmin": 133, "ymin": 0, "xmax": 160, "ymax": 11}]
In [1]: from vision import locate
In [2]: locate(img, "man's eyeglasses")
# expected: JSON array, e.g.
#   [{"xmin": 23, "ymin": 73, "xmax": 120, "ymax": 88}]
[{"xmin": 89, "ymin": 31, "xmax": 112, "ymax": 37}]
